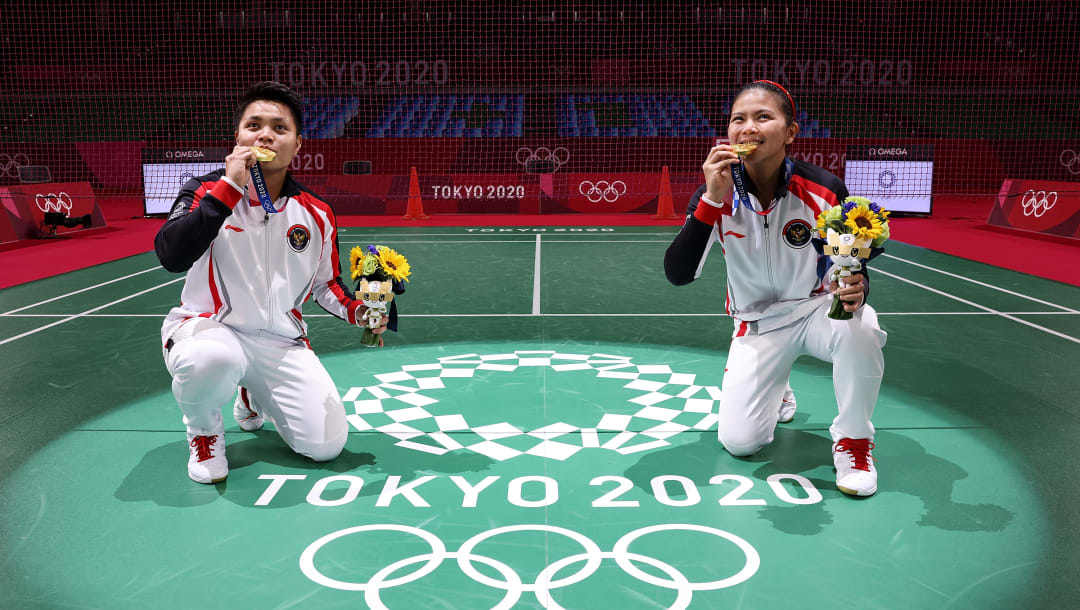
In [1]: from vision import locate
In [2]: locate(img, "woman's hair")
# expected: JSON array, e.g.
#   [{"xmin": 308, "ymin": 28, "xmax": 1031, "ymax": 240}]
[
  {"xmin": 233, "ymin": 81, "xmax": 304, "ymax": 133},
  {"xmin": 733, "ymin": 80, "xmax": 796, "ymax": 125}
]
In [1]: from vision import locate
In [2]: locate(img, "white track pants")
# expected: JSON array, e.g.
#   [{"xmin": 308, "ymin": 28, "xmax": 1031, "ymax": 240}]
[
  {"xmin": 162, "ymin": 318, "xmax": 348, "ymax": 461},
  {"xmin": 718, "ymin": 301, "xmax": 887, "ymax": 456}
]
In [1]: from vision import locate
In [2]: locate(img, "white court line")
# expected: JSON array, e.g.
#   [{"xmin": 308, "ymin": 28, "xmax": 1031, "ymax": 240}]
[
  {"xmin": 2, "ymin": 314, "xmax": 171, "ymax": 317},
  {"xmin": 337, "ymin": 239, "xmax": 672, "ymax": 244},
  {"xmin": 6, "ymin": 311, "xmax": 1076, "ymax": 318},
  {"xmin": 875, "ymin": 311, "xmax": 1078, "ymax": 316},
  {"xmin": 533, "ymin": 235, "xmax": 542, "ymax": 315},
  {"xmin": 0, "ymin": 278, "xmax": 184, "ymax": 346},
  {"xmin": 874, "ymin": 268, "xmax": 1080, "ymax": 344},
  {"xmin": 882, "ymin": 254, "xmax": 1078, "ymax": 313},
  {"xmin": 1, "ymin": 265, "xmax": 164, "ymax": 315}
]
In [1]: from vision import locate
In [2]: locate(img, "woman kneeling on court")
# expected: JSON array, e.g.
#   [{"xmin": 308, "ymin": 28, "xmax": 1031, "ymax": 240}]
[
  {"xmin": 154, "ymin": 82, "xmax": 389, "ymax": 484},
  {"xmin": 664, "ymin": 81, "xmax": 886, "ymax": 497}
]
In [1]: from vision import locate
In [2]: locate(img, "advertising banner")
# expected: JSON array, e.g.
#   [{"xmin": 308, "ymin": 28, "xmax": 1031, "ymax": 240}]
[
  {"xmin": 4, "ymin": 139, "xmax": 1078, "ymax": 214},
  {"xmin": 844, "ymin": 144, "xmax": 934, "ymax": 214},
  {"xmin": 141, "ymin": 147, "xmax": 230, "ymax": 215},
  {"xmin": 988, "ymin": 179, "xmax": 1080, "ymax": 240},
  {"xmin": 0, "ymin": 182, "xmax": 103, "ymax": 239}
]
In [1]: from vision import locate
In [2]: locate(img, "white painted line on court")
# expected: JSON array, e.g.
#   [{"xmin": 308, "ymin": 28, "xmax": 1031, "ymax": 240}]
[
  {"xmin": 340, "ymin": 239, "xmax": 671, "ymax": 245},
  {"xmin": 882, "ymin": 254, "xmax": 1078, "ymax": 313},
  {"xmin": 874, "ymin": 311, "xmax": 1078, "ymax": 316},
  {"xmin": 1, "ymin": 265, "xmax": 164, "ymax": 315},
  {"xmin": 533, "ymin": 234, "xmax": 542, "ymax": 315},
  {"xmin": 2, "ymin": 314, "xmax": 170, "ymax": 317},
  {"xmin": 3, "ymin": 311, "xmax": 1076, "ymax": 319},
  {"xmin": 0, "ymin": 278, "xmax": 183, "ymax": 346},
  {"xmin": 874, "ymin": 268, "xmax": 1080, "ymax": 344}
]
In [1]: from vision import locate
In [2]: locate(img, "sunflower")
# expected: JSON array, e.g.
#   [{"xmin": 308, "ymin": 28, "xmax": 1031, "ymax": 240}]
[
  {"xmin": 844, "ymin": 206, "xmax": 885, "ymax": 241},
  {"xmin": 376, "ymin": 246, "xmax": 412, "ymax": 282},
  {"xmin": 815, "ymin": 212, "xmax": 828, "ymax": 237},
  {"xmin": 348, "ymin": 246, "xmax": 365, "ymax": 281}
]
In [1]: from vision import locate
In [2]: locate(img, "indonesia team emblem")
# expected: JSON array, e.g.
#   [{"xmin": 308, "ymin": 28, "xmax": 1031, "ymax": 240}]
[
  {"xmin": 782, "ymin": 219, "xmax": 812, "ymax": 248},
  {"xmin": 287, "ymin": 224, "xmax": 311, "ymax": 252}
]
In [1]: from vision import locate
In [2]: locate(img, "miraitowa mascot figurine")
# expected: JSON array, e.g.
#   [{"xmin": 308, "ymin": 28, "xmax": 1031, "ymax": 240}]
[
  {"xmin": 825, "ymin": 228, "xmax": 872, "ymax": 285},
  {"xmin": 357, "ymin": 277, "xmax": 396, "ymax": 347}
]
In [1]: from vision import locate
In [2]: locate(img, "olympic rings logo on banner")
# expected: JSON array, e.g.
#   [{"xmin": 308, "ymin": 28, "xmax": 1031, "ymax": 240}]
[
  {"xmin": 515, "ymin": 146, "xmax": 570, "ymax": 172},
  {"xmin": 1060, "ymin": 149, "xmax": 1080, "ymax": 175},
  {"xmin": 1021, "ymin": 190, "xmax": 1057, "ymax": 217},
  {"xmin": 877, "ymin": 169, "xmax": 897, "ymax": 189},
  {"xmin": 579, "ymin": 180, "xmax": 627, "ymax": 203},
  {"xmin": 0, "ymin": 153, "xmax": 30, "ymax": 178},
  {"xmin": 35, "ymin": 192, "xmax": 73, "ymax": 214},
  {"xmin": 299, "ymin": 523, "xmax": 760, "ymax": 609}
]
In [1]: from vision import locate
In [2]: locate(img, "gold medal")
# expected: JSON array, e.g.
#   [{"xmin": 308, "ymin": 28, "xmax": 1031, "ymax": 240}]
[
  {"xmin": 732, "ymin": 143, "xmax": 758, "ymax": 156},
  {"xmin": 250, "ymin": 146, "xmax": 277, "ymax": 162}
]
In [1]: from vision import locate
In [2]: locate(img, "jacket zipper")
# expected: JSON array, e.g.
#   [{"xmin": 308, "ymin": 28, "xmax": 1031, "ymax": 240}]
[
  {"xmin": 263, "ymin": 209, "xmax": 273, "ymax": 329},
  {"xmin": 761, "ymin": 202, "xmax": 779, "ymax": 302}
]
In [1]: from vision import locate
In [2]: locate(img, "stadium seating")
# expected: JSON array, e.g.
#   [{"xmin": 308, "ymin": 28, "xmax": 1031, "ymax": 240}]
[
  {"xmin": 302, "ymin": 96, "xmax": 360, "ymax": 139},
  {"xmin": 365, "ymin": 94, "xmax": 525, "ymax": 138},
  {"xmin": 559, "ymin": 94, "xmax": 715, "ymax": 137},
  {"xmin": 303, "ymin": 93, "xmax": 830, "ymax": 139}
]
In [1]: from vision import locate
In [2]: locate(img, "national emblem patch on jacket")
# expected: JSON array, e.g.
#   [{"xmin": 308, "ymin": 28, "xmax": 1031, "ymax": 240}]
[{"xmin": 287, "ymin": 224, "xmax": 311, "ymax": 252}]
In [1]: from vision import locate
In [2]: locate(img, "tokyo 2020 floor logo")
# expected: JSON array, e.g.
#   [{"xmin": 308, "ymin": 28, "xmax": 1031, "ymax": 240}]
[{"xmin": 342, "ymin": 350, "xmax": 723, "ymax": 462}]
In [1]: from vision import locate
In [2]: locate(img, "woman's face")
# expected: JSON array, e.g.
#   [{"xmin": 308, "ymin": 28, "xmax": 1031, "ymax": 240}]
[
  {"xmin": 727, "ymin": 89, "xmax": 798, "ymax": 164},
  {"xmin": 234, "ymin": 100, "xmax": 302, "ymax": 171}
]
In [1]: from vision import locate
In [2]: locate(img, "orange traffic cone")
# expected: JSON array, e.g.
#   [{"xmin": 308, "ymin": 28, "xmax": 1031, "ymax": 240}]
[
  {"xmin": 653, "ymin": 165, "xmax": 678, "ymax": 220},
  {"xmin": 402, "ymin": 166, "xmax": 429, "ymax": 220}
]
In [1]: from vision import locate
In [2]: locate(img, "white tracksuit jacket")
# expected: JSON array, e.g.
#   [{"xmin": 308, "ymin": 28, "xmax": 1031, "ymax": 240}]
[
  {"xmin": 155, "ymin": 169, "xmax": 366, "ymax": 345},
  {"xmin": 665, "ymin": 158, "xmax": 869, "ymax": 333}
]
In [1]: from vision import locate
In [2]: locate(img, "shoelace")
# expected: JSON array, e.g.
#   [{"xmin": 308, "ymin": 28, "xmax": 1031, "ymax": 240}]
[
  {"xmin": 834, "ymin": 438, "xmax": 876, "ymax": 471},
  {"xmin": 189, "ymin": 435, "xmax": 218, "ymax": 462}
]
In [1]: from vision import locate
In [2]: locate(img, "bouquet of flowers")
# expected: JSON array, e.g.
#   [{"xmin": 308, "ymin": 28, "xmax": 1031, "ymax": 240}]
[
  {"xmin": 349, "ymin": 245, "xmax": 411, "ymax": 347},
  {"xmin": 815, "ymin": 196, "xmax": 890, "ymax": 320}
]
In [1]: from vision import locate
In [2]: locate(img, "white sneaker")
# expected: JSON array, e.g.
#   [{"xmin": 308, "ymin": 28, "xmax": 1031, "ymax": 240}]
[
  {"xmin": 187, "ymin": 433, "xmax": 228, "ymax": 484},
  {"xmin": 778, "ymin": 388, "xmax": 797, "ymax": 423},
  {"xmin": 233, "ymin": 389, "xmax": 264, "ymax": 432},
  {"xmin": 833, "ymin": 438, "xmax": 877, "ymax": 497}
]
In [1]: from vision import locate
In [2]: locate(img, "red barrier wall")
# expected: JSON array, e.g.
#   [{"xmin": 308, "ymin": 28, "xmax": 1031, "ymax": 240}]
[
  {"xmin": 0, "ymin": 182, "xmax": 105, "ymax": 239},
  {"xmin": 988, "ymin": 179, "xmax": 1080, "ymax": 240}
]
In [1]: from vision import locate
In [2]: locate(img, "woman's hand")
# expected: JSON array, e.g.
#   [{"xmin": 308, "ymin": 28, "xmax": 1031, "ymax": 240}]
[
  {"xmin": 702, "ymin": 145, "xmax": 741, "ymax": 204},
  {"xmin": 358, "ymin": 306, "xmax": 390, "ymax": 334},
  {"xmin": 224, "ymin": 144, "xmax": 256, "ymax": 188},
  {"xmin": 830, "ymin": 274, "xmax": 867, "ymax": 313}
]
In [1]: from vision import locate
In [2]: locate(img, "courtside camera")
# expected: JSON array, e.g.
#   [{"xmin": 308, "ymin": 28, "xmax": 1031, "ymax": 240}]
[{"xmin": 40, "ymin": 212, "xmax": 92, "ymax": 237}]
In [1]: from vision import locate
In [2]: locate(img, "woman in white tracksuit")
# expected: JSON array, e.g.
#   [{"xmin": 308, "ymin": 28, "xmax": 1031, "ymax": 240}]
[
  {"xmin": 664, "ymin": 81, "xmax": 886, "ymax": 496},
  {"xmin": 155, "ymin": 82, "xmax": 392, "ymax": 485}
]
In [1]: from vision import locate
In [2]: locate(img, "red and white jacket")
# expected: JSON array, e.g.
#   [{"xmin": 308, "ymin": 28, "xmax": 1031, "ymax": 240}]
[
  {"xmin": 155, "ymin": 169, "xmax": 363, "ymax": 342},
  {"xmin": 665, "ymin": 158, "xmax": 854, "ymax": 333}
]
